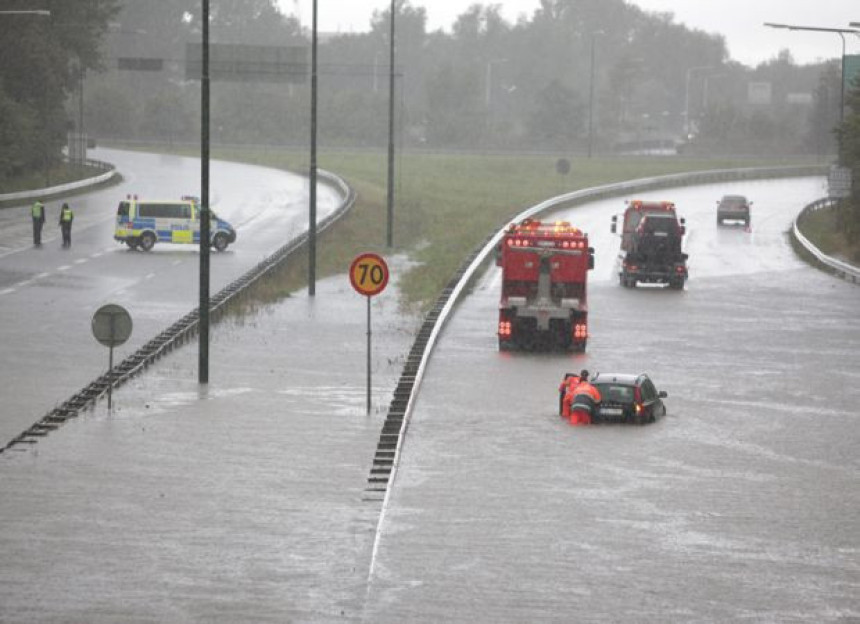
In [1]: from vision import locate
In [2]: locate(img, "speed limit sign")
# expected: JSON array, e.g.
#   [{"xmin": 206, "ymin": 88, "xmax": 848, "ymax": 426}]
[{"xmin": 349, "ymin": 252, "xmax": 389, "ymax": 297}]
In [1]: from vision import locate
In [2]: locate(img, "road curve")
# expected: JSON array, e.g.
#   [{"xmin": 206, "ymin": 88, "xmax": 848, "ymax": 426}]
[
  {"xmin": 364, "ymin": 177, "xmax": 860, "ymax": 622},
  {"xmin": 0, "ymin": 148, "xmax": 341, "ymax": 445}
]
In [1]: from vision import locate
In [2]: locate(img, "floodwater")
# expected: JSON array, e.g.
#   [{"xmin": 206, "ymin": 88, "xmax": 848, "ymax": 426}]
[
  {"xmin": 1, "ymin": 176, "xmax": 858, "ymax": 622},
  {"xmin": 363, "ymin": 178, "xmax": 860, "ymax": 622}
]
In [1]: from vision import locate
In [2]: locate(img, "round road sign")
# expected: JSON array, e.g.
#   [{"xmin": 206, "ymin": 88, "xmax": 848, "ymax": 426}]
[
  {"xmin": 349, "ymin": 253, "xmax": 389, "ymax": 297},
  {"xmin": 92, "ymin": 304, "xmax": 133, "ymax": 347}
]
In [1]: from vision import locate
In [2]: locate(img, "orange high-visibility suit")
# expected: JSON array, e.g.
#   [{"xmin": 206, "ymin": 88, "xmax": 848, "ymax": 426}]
[
  {"xmin": 559, "ymin": 375, "xmax": 580, "ymax": 417},
  {"xmin": 568, "ymin": 381, "xmax": 601, "ymax": 425}
]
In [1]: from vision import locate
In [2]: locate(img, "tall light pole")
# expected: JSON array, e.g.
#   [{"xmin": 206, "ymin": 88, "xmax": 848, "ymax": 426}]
[
  {"xmin": 485, "ymin": 58, "xmax": 507, "ymax": 110},
  {"xmin": 587, "ymin": 30, "xmax": 604, "ymax": 158},
  {"xmin": 764, "ymin": 23, "xmax": 860, "ymax": 126},
  {"xmin": 308, "ymin": 0, "xmax": 318, "ymax": 294},
  {"xmin": 683, "ymin": 65, "xmax": 712, "ymax": 139},
  {"xmin": 386, "ymin": 0, "xmax": 395, "ymax": 248},
  {"xmin": 198, "ymin": 0, "xmax": 211, "ymax": 384}
]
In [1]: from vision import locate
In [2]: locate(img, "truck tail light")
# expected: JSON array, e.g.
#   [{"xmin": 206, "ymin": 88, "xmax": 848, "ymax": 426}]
[
  {"xmin": 498, "ymin": 321, "xmax": 512, "ymax": 337},
  {"xmin": 573, "ymin": 323, "xmax": 587, "ymax": 339}
]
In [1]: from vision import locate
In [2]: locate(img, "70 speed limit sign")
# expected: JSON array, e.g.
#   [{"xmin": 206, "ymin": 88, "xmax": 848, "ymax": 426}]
[{"xmin": 349, "ymin": 252, "xmax": 389, "ymax": 297}]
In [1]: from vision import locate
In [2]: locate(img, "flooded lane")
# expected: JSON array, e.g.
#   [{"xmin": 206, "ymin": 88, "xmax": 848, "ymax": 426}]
[{"xmin": 365, "ymin": 178, "xmax": 860, "ymax": 622}]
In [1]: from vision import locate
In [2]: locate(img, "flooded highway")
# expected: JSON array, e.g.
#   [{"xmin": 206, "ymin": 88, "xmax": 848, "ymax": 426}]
[
  {"xmin": 0, "ymin": 148, "xmax": 342, "ymax": 444},
  {"xmin": 1, "ymin": 174, "xmax": 858, "ymax": 622},
  {"xmin": 364, "ymin": 177, "xmax": 860, "ymax": 622}
]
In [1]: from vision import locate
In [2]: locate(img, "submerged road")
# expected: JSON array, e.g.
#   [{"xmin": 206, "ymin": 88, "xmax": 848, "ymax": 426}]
[
  {"xmin": 0, "ymin": 174, "xmax": 857, "ymax": 622},
  {"xmin": 365, "ymin": 177, "xmax": 860, "ymax": 622},
  {"xmin": 0, "ymin": 148, "xmax": 341, "ymax": 445}
]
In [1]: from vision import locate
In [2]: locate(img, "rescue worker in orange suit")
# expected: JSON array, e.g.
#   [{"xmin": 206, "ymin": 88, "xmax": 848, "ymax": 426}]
[
  {"xmin": 568, "ymin": 369, "xmax": 602, "ymax": 426},
  {"xmin": 58, "ymin": 202, "xmax": 74, "ymax": 247},
  {"xmin": 32, "ymin": 200, "xmax": 45, "ymax": 246},
  {"xmin": 559, "ymin": 372, "xmax": 580, "ymax": 417}
]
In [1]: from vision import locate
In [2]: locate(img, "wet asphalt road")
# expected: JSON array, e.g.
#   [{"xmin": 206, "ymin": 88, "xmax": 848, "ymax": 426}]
[
  {"xmin": 0, "ymin": 148, "xmax": 341, "ymax": 445},
  {"xmin": 1, "ymin": 173, "xmax": 858, "ymax": 622}
]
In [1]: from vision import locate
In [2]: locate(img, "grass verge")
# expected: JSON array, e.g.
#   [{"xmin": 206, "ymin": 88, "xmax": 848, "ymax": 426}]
[{"xmin": 796, "ymin": 203, "xmax": 860, "ymax": 264}]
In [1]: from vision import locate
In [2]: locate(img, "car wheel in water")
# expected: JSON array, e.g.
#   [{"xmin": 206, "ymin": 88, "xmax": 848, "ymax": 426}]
[
  {"xmin": 213, "ymin": 232, "xmax": 228, "ymax": 251},
  {"xmin": 139, "ymin": 232, "xmax": 156, "ymax": 251}
]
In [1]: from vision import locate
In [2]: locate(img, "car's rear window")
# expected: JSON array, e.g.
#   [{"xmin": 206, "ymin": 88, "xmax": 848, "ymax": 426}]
[{"xmin": 595, "ymin": 384, "xmax": 634, "ymax": 404}]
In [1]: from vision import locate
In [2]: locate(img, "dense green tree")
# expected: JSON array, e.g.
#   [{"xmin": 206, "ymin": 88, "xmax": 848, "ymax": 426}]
[
  {"xmin": 0, "ymin": 0, "xmax": 119, "ymax": 177},
  {"xmin": 836, "ymin": 78, "xmax": 860, "ymax": 248}
]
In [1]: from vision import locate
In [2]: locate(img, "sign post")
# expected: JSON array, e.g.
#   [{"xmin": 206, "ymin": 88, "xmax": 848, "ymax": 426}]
[
  {"xmin": 91, "ymin": 304, "xmax": 133, "ymax": 410},
  {"xmin": 349, "ymin": 253, "xmax": 390, "ymax": 414}
]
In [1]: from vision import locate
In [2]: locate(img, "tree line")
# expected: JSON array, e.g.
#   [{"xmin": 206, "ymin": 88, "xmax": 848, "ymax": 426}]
[
  {"xmin": 837, "ymin": 78, "xmax": 860, "ymax": 256},
  {"xmin": 0, "ymin": 0, "xmax": 119, "ymax": 182},
  {"xmin": 0, "ymin": 0, "xmax": 855, "ymax": 184}
]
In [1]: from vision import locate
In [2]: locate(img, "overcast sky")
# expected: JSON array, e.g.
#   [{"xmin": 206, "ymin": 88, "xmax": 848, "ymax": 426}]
[{"xmin": 283, "ymin": 0, "xmax": 859, "ymax": 67}]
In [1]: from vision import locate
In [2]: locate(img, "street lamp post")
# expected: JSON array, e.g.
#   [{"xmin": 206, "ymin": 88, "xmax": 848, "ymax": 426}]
[
  {"xmin": 683, "ymin": 66, "xmax": 712, "ymax": 139},
  {"xmin": 587, "ymin": 30, "xmax": 604, "ymax": 158},
  {"xmin": 485, "ymin": 58, "xmax": 507, "ymax": 110},
  {"xmin": 764, "ymin": 23, "xmax": 860, "ymax": 126},
  {"xmin": 386, "ymin": 0, "xmax": 396, "ymax": 248}
]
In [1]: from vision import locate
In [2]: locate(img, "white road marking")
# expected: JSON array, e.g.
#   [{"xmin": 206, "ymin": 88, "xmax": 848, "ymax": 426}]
[
  {"xmin": 35, "ymin": 272, "xmax": 49, "ymax": 279},
  {"xmin": 0, "ymin": 288, "xmax": 15, "ymax": 296},
  {"xmin": 58, "ymin": 265, "xmax": 71, "ymax": 271},
  {"xmin": 145, "ymin": 272, "xmax": 155, "ymax": 280},
  {"xmin": 74, "ymin": 259, "xmax": 87, "ymax": 264}
]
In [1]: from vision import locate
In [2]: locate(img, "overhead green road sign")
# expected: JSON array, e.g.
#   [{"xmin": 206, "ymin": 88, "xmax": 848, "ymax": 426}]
[{"xmin": 185, "ymin": 43, "xmax": 307, "ymax": 83}]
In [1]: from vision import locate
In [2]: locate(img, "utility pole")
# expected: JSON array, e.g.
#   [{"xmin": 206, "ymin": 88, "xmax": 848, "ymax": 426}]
[
  {"xmin": 198, "ymin": 0, "xmax": 211, "ymax": 384},
  {"xmin": 386, "ymin": 0, "xmax": 396, "ymax": 248},
  {"xmin": 308, "ymin": 0, "xmax": 318, "ymax": 295}
]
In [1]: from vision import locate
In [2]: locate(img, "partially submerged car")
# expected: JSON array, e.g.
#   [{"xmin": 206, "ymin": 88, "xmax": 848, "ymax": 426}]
[
  {"xmin": 716, "ymin": 194, "xmax": 751, "ymax": 226},
  {"xmin": 590, "ymin": 372, "xmax": 667, "ymax": 425}
]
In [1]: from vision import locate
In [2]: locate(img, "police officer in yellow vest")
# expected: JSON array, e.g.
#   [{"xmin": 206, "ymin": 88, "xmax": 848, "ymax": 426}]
[
  {"xmin": 59, "ymin": 202, "xmax": 74, "ymax": 247},
  {"xmin": 31, "ymin": 200, "xmax": 45, "ymax": 246}
]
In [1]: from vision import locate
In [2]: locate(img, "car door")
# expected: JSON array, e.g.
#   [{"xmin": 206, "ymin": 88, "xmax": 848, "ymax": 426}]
[{"xmin": 640, "ymin": 378, "xmax": 663, "ymax": 418}]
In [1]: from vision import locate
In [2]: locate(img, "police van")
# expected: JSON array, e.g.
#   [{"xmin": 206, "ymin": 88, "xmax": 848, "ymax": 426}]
[{"xmin": 114, "ymin": 195, "xmax": 237, "ymax": 251}]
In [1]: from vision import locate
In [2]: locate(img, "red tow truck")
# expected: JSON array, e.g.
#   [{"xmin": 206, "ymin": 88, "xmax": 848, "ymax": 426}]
[
  {"xmin": 496, "ymin": 218, "xmax": 594, "ymax": 351},
  {"xmin": 611, "ymin": 200, "xmax": 688, "ymax": 289}
]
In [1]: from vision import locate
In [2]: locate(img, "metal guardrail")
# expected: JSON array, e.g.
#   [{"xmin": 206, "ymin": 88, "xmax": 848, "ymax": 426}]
[
  {"xmin": 0, "ymin": 158, "xmax": 117, "ymax": 203},
  {"xmin": 792, "ymin": 197, "xmax": 860, "ymax": 283},
  {"xmin": 0, "ymin": 169, "xmax": 356, "ymax": 454}
]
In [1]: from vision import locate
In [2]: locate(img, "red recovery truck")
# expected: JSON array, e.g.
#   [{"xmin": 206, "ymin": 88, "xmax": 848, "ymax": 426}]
[
  {"xmin": 496, "ymin": 218, "xmax": 594, "ymax": 351},
  {"xmin": 611, "ymin": 200, "xmax": 688, "ymax": 289}
]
